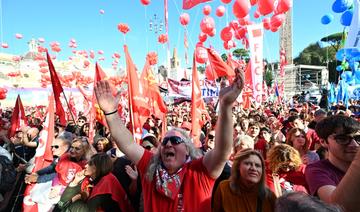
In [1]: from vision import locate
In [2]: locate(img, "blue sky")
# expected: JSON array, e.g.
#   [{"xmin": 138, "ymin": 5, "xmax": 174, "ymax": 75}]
[{"xmin": 0, "ymin": 0, "xmax": 345, "ymax": 72}]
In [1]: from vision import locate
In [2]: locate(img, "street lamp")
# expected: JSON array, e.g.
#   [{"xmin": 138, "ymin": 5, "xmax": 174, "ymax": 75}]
[{"xmin": 149, "ymin": 14, "xmax": 163, "ymax": 34}]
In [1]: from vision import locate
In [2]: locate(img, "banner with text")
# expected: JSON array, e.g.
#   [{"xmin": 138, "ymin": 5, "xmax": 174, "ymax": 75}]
[
  {"xmin": 247, "ymin": 23, "xmax": 264, "ymax": 106},
  {"xmin": 167, "ymin": 78, "xmax": 219, "ymax": 99}
]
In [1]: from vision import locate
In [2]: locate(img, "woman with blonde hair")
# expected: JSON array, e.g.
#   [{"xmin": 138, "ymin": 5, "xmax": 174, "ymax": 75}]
[
  {"xmin": 286, "ymin": 128, "xmax": 319, "ymax": 165},
  {"xmin": 266, "ymin": 144, "xmax": 309, "ymax": 197},
  {"xmin": 213, "ymin": 149, "xmax": 276, "ymax": 212}
]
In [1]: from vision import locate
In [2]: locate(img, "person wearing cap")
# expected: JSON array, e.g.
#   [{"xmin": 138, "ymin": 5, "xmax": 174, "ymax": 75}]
[
  {"xmin": 94, "ymin": 69, "xmax": 244, "ymax": 211},
  {"xmin": 141, "ymin": 133, "xmax": 158, "ymax": 153}
]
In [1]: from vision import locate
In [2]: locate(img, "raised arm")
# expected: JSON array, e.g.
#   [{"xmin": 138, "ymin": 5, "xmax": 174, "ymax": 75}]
[
  {"xmin": 203, "ymin": 70, "xmax": 244, "ymax": 178},
  {"xmin": 94, "ymin": 80, "xmax": 144, "ymax": 164}
]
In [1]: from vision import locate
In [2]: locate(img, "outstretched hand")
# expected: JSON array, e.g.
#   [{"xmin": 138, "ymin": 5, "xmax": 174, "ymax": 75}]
[
  {"xmin": 218, "ymin": 68, "xmax": 244, "ymax": 107},
  {"xmin": 94, "ymin": 80, "xmax": 120, "ymax": 113}
]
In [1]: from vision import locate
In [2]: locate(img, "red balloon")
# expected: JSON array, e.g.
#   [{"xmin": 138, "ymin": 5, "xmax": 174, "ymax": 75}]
[
  {"xmin": 220, "ymin": 27, "xmax": 234, "ymax": 42},
  {"xmin": 254, "ymin": 10, "xmax": 260, "ymax": 18},
  {"xmin": 216, "ymin": 5, "xmax": 226, "ymax": 17},
  {"xmin": 158, "ymin": 34, "xmax": 168, "ymax": 44},
  {"xmin": 258, "ymin": 0, "xmax": 275, "ymax": 16},
  {"xmin": 208, "ymin": 28, "xmax": 216, "ymax": 37},
  {"xmin": 39, "ymin": 61, "xmax": 48, "ymax": 68},
  {"xmin": 229, "ymin": 20, "xmax": 240, "ymax": 30},
  {"xmin": 234, "ymin": 27, "xmax": 246, "ymax": 39},
  {"xmin": 98, "ymin": 50, "xmax": 104, "ymax": 55},
  {"xmin": 200, "ymin": 16, "xmax": 215, "ymax": 34},
  {"xmin": 239, "ymin": 15, "xmax": 250, "ymax": 25},
  {"xmin": 271, "ymin": 26, "xmax": 279, "ymax": 32},
  {"xmin": 146, "ymin": 52, "xmax": 158, "ymax": 65},
  {"xmin": 203, "ymin": 5, "xmax": 212, "ymax": 15},
  {"xmin": 179, "ymin": 13, "xmax": 190, "ymax": 26},
  {"xmin": 277, "ymin": 0, "xmax": 292, "ymax": 13},
  {"xmin": 271, "ymin": 13, "xmax": 285, "ymax": 28},
  {"xmin": 12, "ymin": 56, "xmax": 21, "ymax": 62},
  {"xmin": 223, "ymin": 40, "xmax": 236, "ymax": 50},
  {"xmin": 250, "ymin": 0, "xmax": 258, "ymax": 6},
  {"xmin": 140, "ymin": 0, "xmax": 150, "ymax": 5},
  {"xmin": 199, "ymin": 32, "xmax": 207, "ymax": 42},
  {"xmin": 233, "ymin": 0, "xmax": 251, "ymax": 18},
  {"xmin": 15, "ymin": 33, "xmax": 23, "ymax": 39},
  {"xmin": 117, "ymin": 23, "xmax": 130, "ymax": 34},
  {"xmin": 221, "ymin": 0, "xmax": 232, "ymax": 4},
  {"xmin": 39, "ymin": 68, "xmax": 48, "ymax": 74},
  {"xmin": 1, "ymin": 43, "xmax": 8, "ymax": 48},
  {"xmin": 38, "ymin": 38, "xmax": 45, "ymax": 43},
  {"xmin": 84, "ymin": 60, "xmax": 90, "ymax": 67},
  {"xmin": 195, "ymin": 45, "xmax": 208, "ymax": 64},
  {"xmin": 262, "ymin": 17, "xmax": 271, "ymax": 30}
]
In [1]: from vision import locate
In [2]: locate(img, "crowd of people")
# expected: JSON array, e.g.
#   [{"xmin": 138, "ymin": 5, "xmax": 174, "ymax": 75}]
[{"xmin": 0, "ymin": 70, "xmax": 360, "ymax": 212}]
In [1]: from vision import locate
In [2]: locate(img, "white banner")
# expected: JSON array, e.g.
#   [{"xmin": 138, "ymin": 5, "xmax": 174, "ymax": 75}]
[
  {"xmin": 247, "ymin": 24, "xmax": 264, "ymax": 105},
  {"xmin": 345, "ymin": 0, "xmax": 360, "ymax": 49},
  {"xmin": 167, "ymin": 78, "xmax": 219, "ymax": 98}
]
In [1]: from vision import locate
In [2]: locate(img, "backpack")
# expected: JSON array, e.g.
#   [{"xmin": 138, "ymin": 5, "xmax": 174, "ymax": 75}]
[{"xmin": 0, "ymin": 155, "xmax": 16, "ymax": 193}]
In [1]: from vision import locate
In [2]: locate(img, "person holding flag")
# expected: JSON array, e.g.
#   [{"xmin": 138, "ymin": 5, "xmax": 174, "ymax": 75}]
[{"xmin": 94, "ymin": 67, "xmax": 244, "ymax": 211}]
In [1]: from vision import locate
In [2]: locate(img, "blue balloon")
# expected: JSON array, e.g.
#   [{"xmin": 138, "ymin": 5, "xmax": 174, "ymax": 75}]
[
  {"xmin": 355, "ymin": 69, "xmax": 360, "ymax": 83},
  {"xmin": 321, "ymin": 14, "xmax": 334, "ymax": 25},
  {"xmin": 345, "ymin": 71, "xmax": 354, "ymax": 82},
  {"xmin": 332, "ymin": 0, "xmax": 352, "ymax": 13},
  {"xmin": 337, "ymin": 65, "xmax": 343, "ymax": 72},
  {"xmin": 336, "ymin": 48, "xmax": 359, "ymax": 61},
  {"xmin": 340, "ymin": 10, "xmax": 353, "ymax": 26}
]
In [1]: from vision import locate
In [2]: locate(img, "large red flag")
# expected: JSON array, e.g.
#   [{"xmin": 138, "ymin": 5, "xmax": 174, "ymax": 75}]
[
  {"xmin": 191, "ymin": 54, "xmax": 207, "ymax": 148},
  {"xmin": 227, "ymin": 54, "xmax": 240, "ymax": 70},
  {"xmin": 183, "ymin": 0, "xmax": 211, "ymax": 10},
  {"xmin": 8, "ymin": 95, "xmax": 27, "ymax": 138},
  {"xmin": 205, "ymin": 64, "xmax": 218, "ymax": 81},
  {"xmin": 46, "ymin": 51, "xmax": 66, "ymax": 126},
  {"xmin": 124, "ymin": 45, "xmax": 150, "ymax": 142},
  {"xmin": 206, "ymin": 48, "xmax": 235, "ymax": 80},
  {"xmin": 23, "ymin": 94, "xmax": 55, "ymax": 212},
  {"xmin": 140, "ymin": 58, "xmax": 167, "ymax": 118}
]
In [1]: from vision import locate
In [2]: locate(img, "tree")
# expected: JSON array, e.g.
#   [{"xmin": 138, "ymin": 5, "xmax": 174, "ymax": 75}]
[
  {"xmin": 320, "ymin": 32, "xmax": 344, "ymax": 53},
  {"xmin": 197, "ymin": 66, "xmax": 205, "ymax": 74},
  {"xmin": 264, "ymin": 69, "xmax": 274, "ymax": 88},
  {"xmin": 221, "ymin": 53, "xmax": 227, "ymax": 62},
  {"xmin": 232, "ymin": 48, "xmax": 249, "ymax": 60}
]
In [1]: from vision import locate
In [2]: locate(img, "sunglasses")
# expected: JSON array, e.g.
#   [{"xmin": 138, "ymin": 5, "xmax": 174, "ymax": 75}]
[
  {"xmin": 162, "ymin": 136, "xmax": 185, "ymax": 146},
  {"xmin": 333, "ymin": 134, "xmax": 360, "ymax": 145},
  {"xmin": 51, "ymin": 145, "xmax": 59, "ymax": 149},
  {"xmin": 144, "ymin": 146, "xmax": 153, "ymax": 150},
  {"xmin": 208, "ymin": 134, "xmax": 215, "ymax": 140}
]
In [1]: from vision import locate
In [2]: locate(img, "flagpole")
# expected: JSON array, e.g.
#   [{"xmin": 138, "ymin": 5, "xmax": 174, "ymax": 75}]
[{"xmin": 61, "ymin": 91, "xmax": 76, "ymax": 123}]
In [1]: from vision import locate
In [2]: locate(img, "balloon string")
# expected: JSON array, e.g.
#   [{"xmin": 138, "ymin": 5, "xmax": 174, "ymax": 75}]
[
  {"xmin": 144, "ymin": 6, "xmax": 149, "ymax": 53},
  {"xmin": 0, "ymin": 0, "xmax": 3, "ymax": 49}
]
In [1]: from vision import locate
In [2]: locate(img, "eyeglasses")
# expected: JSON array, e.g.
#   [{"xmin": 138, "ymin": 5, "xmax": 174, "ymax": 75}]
[
  {"xmin": 162, "ymin": 136, "xmax": 185, "ymax": 146},
  {"xmin": 77, "ymin": 120, "xmax": 85, "ymax": 124},
  {"xmin": 51, "ymin": 145, "xmax": 59, "ymax": 149},
  {"xmin": 333, "ymin": 134, "xmax": 360, "ymax": 145},
  {"xmin": 208, "ymin": 134, "xmax": 215, "ymax": 140}
]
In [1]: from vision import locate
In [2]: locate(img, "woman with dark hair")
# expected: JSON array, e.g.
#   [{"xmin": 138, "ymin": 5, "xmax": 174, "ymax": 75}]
[
  {"xmin": 56, "ymin": 153, "xmax": 134, "ymax": 212},
  {"xmin": 266, "ymin": 144, "xmax": 309, "ymax": 197},
  {"xmin": 213, "ymin": 149, "xmax": 276, "ymax": 212},
  {"xmin": 286, "ymin": 128, "xmax": 319, "ymax": 165},
  {"xmin": 79, "ymin": 123, "xmax": 90, "ymax": 137}
]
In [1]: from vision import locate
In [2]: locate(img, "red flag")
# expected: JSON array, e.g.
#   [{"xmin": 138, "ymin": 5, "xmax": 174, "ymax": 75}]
[
  {"xmin": 191, "ymin": 54, "xmax": 207, "ymax": 147},
  {"xmin": 8, "ymin": 95, "xmax": 27, "ymax": 138},
  {"xmin": 46, "ymin": 51, "xmax": 66, "ymax": 126},
  {"xmin": 23, "ymin": 94, "xmax": 54, "ymax": 212},
  {"xmin": 140, "ymin": 58, "xmax": 167, "ymax": 119},
  {"xmin": 206, "ymin": 48, "xmax": 235, "ymax": 80},
  {"xmin": 205, "ymin": 64, "xmax": 218, "ymax": 81},
  {"xmin": 124, "ymin": 45, "xmax": 150, "ymax": 142},
  {"xmin": 227, "ymin": 54, "xmax": 240, "ymax": 70},
  {"xmin": 183, "ymin": 0, "xmax": 211, "ymax": 10},
  {"xmin": 67, "ymin": 93, "xmax": 78, "ymax": 122}
]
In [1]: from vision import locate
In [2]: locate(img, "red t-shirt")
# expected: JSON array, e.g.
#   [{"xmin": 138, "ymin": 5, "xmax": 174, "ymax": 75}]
[
  {"xmin": 254, "ymin": 138, "xmax": 268, "ymax": 160},
  {"xmin": 137, "ymin": 150, "xmax": 215, "ymax": 212}
]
